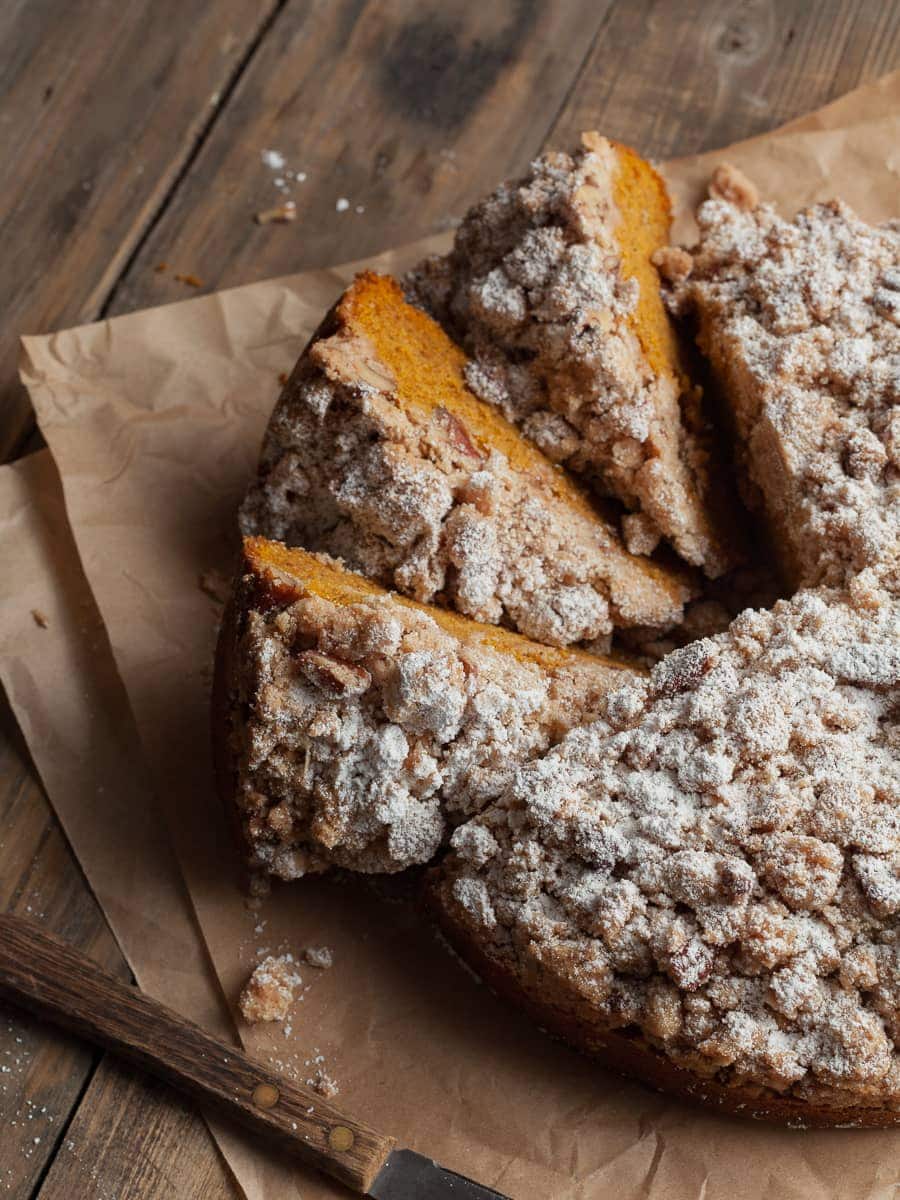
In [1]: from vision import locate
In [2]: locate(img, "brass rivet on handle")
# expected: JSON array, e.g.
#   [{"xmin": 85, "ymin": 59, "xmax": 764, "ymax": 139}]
[
  {"xmin": 252, "ymin": 1082, "xmax": 280, "ymax": 1109},
  {"xmin": 328, "ymin": 1126, "xmax": 355, "ymax": 1153}
]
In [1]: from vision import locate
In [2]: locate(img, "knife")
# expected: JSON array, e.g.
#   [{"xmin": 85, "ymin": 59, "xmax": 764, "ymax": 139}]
[{"xmin": 0, "ymin": 914, "xmax": 508, "ymax": 1198}]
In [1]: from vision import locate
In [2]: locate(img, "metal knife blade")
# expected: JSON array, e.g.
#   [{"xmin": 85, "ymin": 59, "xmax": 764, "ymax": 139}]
[{"xmin": 368, "ymin": 1148, "xmax": 510, "ymax": 1199}]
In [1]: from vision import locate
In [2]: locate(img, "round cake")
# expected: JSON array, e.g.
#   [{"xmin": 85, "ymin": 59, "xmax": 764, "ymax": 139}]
[{"xmin": 216, "ymin": 143, "xmax": 900, "ymax": 1126}]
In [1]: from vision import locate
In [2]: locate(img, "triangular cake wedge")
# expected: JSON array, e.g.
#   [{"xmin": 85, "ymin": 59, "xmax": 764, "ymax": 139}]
[
  {"xmin": 432, "ymin": 565, "xmax": 900, "ymax": 1126},
  {"xmin": 407, "ymin": 135, "xmax": 739, "ymax": 578},
  {"xmin": 669, "ymin": 168, "xmax": 900, "ymax": 590},
  {"xmin": 240, "ymin": 272, "xmax": 694, "ymax": 648},
  {"xmin": 213, "ymin": 536, "xmax": 641, "ymax": 880}
]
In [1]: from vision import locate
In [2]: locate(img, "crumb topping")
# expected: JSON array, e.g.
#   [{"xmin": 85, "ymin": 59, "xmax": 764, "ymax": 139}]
[
  {"xmin": 406, "ymin": 135, "xmax": 734, "ymax": 576},
  {"xmin": 241, "ymin": 274, "xmax": 691, "ymax": 645},
  {"xmin": 670, "ymin": 192, "xmax": 900, "ymax": 589},
  {"xmin": 239, "ymin": 954, "xmax": 302, "ymax": 1023},
  {"xmin": 229, "ymin": 555, "xmax": 637, "ymax": 877},
  {"xmin": 437, "ymin": 567, "xmax": 900, "ymax": 1109}
]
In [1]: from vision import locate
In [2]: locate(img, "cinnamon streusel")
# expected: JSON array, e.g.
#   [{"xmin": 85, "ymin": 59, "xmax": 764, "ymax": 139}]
[
  {"xmin": 241, "ymin": 272, "xmax": 694, "ymax": 646},
  {"xmin": 407, "ymin": 134, "xmax": 739, "ymax": 577},
  {"xmin": 434, "ymin": 565, "xmax": 900, "ymax": 1121},
  {"xmin": 215, "ymin": 537, "xmax": 640, "ymax": 879}
]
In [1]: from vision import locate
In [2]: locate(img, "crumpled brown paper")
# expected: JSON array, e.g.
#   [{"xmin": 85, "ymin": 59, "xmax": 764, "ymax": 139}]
[{"xmin": 6, "ymin": 70, "xmax": 900, "ymax": 1199}]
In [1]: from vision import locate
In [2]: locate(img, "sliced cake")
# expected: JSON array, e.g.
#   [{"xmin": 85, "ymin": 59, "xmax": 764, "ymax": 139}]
[
  {"xmin": 213, "ymin": 537, "xmax": 641, "ymax": 880},
  {"xmin": 240, "ymin": 272, "xmax": 694, "ymax": 648},
  {"xmin": 669, "ymin": 166, "xmax": 900, "ymax": 589},
  {"xmin": 433, "ymin": 564, "xmax": 900, "ymax": 1125},
  {"xmin": 407, "ymin": 134, "xmax": 738, "ymax": 577}
]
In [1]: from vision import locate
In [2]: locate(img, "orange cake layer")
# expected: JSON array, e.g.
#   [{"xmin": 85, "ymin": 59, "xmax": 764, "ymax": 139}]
[
  {"xmin": 240, "ymin": 272, "xmax": 695, "ymax": 646},
  {"xmin": 214, "ymin": 537, "xmax": 641, "ymax": 878}
]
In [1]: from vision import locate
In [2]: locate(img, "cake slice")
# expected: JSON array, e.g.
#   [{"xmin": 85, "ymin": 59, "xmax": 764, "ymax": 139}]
[
  {"xmin": 432, "ymin": 564, "xmax": 900, "ymax": 1125},
  {"xmin": 669, "ymin": 167, "xmax": 900, "ymax": 589},
  {"xmin": 213, "ymin": 536, "xmax": 641, "ymax": 880},
  {"xmin": 240, "ymin": 272, "xmax": 694, "ymax": 648},
  {"xmin": 407, "ymin": 134, "xmax": 738, "ymax": 577}
]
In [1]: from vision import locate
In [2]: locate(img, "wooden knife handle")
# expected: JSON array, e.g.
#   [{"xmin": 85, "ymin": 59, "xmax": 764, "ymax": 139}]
[{"xmin": 0, "ymin": 914, "xmax": 394, "ymax": 1194}]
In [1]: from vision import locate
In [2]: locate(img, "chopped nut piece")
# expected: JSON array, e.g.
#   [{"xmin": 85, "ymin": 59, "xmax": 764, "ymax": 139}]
[{"xmin": 295, "ymin": 650, "xmax": 371, "ymax": 697}]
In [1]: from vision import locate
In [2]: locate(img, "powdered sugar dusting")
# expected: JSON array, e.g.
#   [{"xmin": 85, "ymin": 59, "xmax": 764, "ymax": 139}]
[
  {"xmin": 228, "ymin": 558, "xmax": 636, "ymax": 877},
  {"xmin": 438, "ymin": 566, "xmax": 900, "ymax": 1109}
]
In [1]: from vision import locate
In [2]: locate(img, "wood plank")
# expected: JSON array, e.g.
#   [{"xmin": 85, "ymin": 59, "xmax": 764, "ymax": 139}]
[
  {"xmin": 0, "ymin": 0, "xmax": 282, "ymax": 460},
  {"xmin": 0, "ymin": 704, "xmax": 232, "ymax": 1199},
  {"xmin": 0, "ymin": 701, "xmax": 123, "ymax": 1197},
  {"xmin": 547, "ymin": 0, "xmax": 900, "ymax": 157},
  {"xmin": 106, "ymin": 0, "xmax": 617, "ymax": 315},
  {"xmin": 36, "ymin": 1058, "xmax": 239, "ymax": 1200}
]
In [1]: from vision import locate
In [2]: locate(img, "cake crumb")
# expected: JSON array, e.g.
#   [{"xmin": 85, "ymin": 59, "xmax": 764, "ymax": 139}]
[
  {"xmin": 239, "ymin": 954, "xmax": 302, "ymax": 1023},
  {"xmin": 30, "ymin": 609, "xmax": 49, "ymax": 629},
  {"xmin": 709, "ymin": 162, "xmax": 759, "ymax": 210},
  {"xmin": 255, "ymin": 201, "xmax": 297, "ymax": 225},
  {"xmin": 307, "ymin": 1067, "xmax": 338, "ymax": 1098},
  {"xmin": 302, "ymin": 946, "xmax": 333, "ymax": 970},
  {"xmin": 174, "ymin": 273, "xmax": 203, "ymax": 288}
]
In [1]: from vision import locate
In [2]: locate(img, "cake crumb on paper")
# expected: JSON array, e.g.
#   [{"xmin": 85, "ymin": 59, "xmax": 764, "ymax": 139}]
[
  {"xmin": 255, "ymin": 201, "xmax": 297, "ymax": 225},
  {"xmin": 30, "ymin": 610, "xmax": 48, "ymax": 629},
  {"xmin": 307, "ymin": 1067, "xmax": 338, "ymax": 1098},
  {"xmin": 239, "ymin": 954, "xmax": 302, "ymax": 1023},
  {"xmin": 302, "ymin": 946, "xmax": 333, "ymax": 970}
]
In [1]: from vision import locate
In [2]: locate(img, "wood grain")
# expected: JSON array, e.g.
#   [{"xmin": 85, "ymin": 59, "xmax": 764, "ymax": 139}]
[
  {"xmin": 106, "ymin": 0, "xmax": 616, "ymax": 315},
  {"xmin": 0, "ymin": 0, "xmax": 283, "ymax": 460},
  {"xmin": 36, "ymin": 1058, "xmax": 238, "ymax": 1200},
  {"xmin": 0, "ymin": 703, "xmax": 232, "ymax": 1200},
  {"xmin": 0, "ymin": 701, "xmax": 120, "ymax": 1198},
  {"xmin": 547, "ymin": 0, "xmax": 900, "ymax": 156},
  {"xmin": 0, "ymin": 915, "xmax": 395, "ymax": 1194}
]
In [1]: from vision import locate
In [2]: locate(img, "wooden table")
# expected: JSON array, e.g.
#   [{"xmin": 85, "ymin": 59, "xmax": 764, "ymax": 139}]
[{"xmin": 1, "ymin": 2, "xmax": 897, "ymax": 1195}]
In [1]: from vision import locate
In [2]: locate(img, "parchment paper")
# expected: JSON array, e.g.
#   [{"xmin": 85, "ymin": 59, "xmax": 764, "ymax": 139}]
[{"xmin": 11, "ymin": 72, "xmax": 900, "ymax": 1199}]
